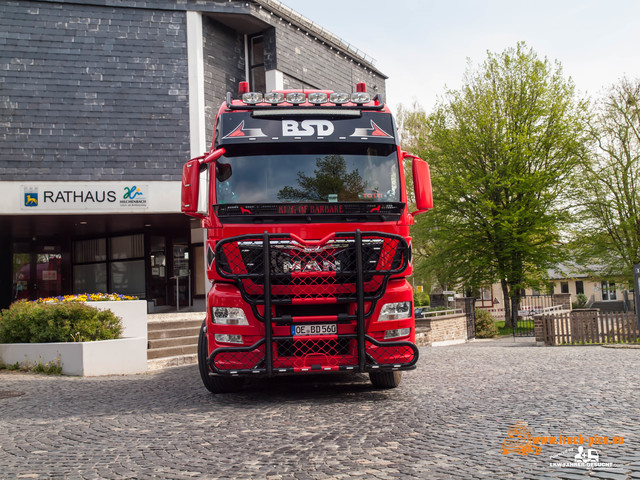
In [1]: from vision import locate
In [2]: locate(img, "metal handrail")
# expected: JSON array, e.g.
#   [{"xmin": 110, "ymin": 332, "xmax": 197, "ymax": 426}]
[{"xmin": 417, "ymin": 308, "xmax": 463, "ymax": 319}]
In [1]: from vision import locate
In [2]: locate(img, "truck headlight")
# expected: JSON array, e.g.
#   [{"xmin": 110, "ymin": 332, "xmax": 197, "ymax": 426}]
[
  {"xmin": 379, "ymin": 302, "xmax": 411, "ymax": 321},
  {"xmin": 212, "ymin": 307, "xmax": 248, "ymax": 325}
]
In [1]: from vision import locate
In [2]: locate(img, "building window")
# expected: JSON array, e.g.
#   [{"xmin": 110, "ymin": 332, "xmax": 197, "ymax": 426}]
[
  {"xmin": 560, "ymin": 281, "xmax": 569, "ymax": 294},
  {"xmin": 109, "ymin": 235, "xmax": 145, "ymax": 297},
  {"xmin": 73, "ymin": 234, "xmax": 145, "ymax": 298},
  {"xmin": 601, "ymin": 281, "xmax": 617, "ymax": 301},
  {"xmin": 575, "ymin": 280, "xmax": 584, "ymax": 295},
  {"xmin": 249, "ymin": 34, "xmax": 265, "ymax": 92},
  {"xmin": 110, "ymin": 234, "xmax": 144, "ymax": 260},
  {"xmin": 73, "ymin": 239, "xmax": 107, "ymax": 294}
]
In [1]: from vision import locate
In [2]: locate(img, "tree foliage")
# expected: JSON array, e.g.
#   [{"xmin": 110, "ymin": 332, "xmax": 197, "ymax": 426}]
[
  {"xmin": 277, "ymin": 155, "xmax": 366, "ymax": 202},
  {"xmin": 572, "ymin": 77, "xmax": 640, "ymax": 280},
  {"xmin": 401, "ymin": 43, "xmax": 587, "ymax": 324}
]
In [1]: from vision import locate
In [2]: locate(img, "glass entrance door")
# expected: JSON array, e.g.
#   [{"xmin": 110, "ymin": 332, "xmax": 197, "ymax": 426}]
[
  {"xmin": 12, "ymin": 252, "xmax": 31, "ymax": 301},
  {"xmin": 170, "ymin": 241, "xmax": 190, "ymax": 307},
  {"xmin": 12, "ymin": 244, "xmax": 63, "ymax": 301},
  {"xmin": 149, "ymin": 236, "xmax": 167, "ymax": 307}
]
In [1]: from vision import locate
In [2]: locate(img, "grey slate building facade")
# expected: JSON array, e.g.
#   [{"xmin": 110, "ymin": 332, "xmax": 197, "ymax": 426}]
[{"xmin": 0, "ymin": 0, "xmax": 387, "ymax": 309}]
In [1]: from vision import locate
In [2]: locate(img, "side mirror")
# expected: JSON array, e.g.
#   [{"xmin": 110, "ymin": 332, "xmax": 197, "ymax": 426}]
[
  {"xmin": 181, "ymin": 159, "xmax": 204, "ymax": 218},
  {"xmin": 181, "ymin": 148, "xmax": 226, "ymax": 218},
  {"xmin": 403, "ymin": 152, "xmax": 433, "ymax": 216}
]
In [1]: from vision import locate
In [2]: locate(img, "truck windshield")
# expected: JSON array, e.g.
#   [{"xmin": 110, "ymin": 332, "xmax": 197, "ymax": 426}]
[{"xmin": 215, "ymin": 144, "xmax": 400, "ymax": 204}]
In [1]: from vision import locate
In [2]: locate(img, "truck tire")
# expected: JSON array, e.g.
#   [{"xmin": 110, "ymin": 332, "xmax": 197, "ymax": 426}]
[
  {"xmin": 198, "ymin": 320, "xmax": 244, "ymax": 393},
  {"xmin": 369, "ymin": 370, "xmax": 402, "ymax": 389}
]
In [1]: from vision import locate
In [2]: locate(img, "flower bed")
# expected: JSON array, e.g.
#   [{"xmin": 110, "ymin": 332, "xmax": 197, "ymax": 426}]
[
  {"xmin": 35, "ymin": 293, "xmax": 139, "ymax": 303},
  {"xmin": 0, "ymin": 294, "xmax": 148, "ymax": 376}
]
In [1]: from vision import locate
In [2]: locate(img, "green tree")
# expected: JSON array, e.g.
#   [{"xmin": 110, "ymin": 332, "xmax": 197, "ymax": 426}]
[
  {"xmin": 404, "ymin": 43, "xmax": 587, "ymax": 326},
  {"xmin": 397, "ymin": 104, "xmax": 462, "ymax": 292},
  {"xmin": 572, "ymin": 77, "xmax": 640, "ymax": 280}
]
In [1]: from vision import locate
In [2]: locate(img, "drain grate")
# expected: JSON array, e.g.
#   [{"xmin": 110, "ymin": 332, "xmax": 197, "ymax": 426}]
[{"xmin": 0, "ymin": 391, "xmax": 25, "ymax": 399}]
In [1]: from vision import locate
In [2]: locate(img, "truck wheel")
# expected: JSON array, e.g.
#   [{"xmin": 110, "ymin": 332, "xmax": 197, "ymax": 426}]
[
  {"xmin": 369, "ymin": 371, "xmax": 403, "ymax": 389},
  {"xmin": 198, "ymin": 320, "xmax": 244, "ymax": 393}
]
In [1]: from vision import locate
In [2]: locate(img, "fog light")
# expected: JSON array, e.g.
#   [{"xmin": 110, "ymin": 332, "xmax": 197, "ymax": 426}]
[
  {"xmin": 384, "ymin": 328, "xmax": 411, "ymax": 339},
  {"xmin": 329, "ymin": 92, "xmax": 350, "ymax": 104},
  {"xmin": 308, "ymin": 92, "xmax": 328, "ymax": 104},
  {"xmin": 350, "ymin": 92, "xmax": 371, "ymax": 104},
  {"xmin": 242, "ymin": 92, "xmax": 263, "ymax": 104},
  {"xmin": 286, "ymin": 92, "xmax": 306, "ymax": 104},
  {"xmin": 379, "ymin": 302, "xmax": 411, "ymax": 321},
  {"xmin": 264, "ymin": 92, "xmax": 285, "ymax": 104},
  {"xmin": 214, "ymin": 334, "xmax": 243, "ymax": 344},
  {"xmin": 212, "ymin": 307, "xmax": 248, "ymax": 325}
]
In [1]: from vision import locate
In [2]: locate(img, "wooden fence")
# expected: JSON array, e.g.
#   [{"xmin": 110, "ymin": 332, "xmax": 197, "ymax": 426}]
[{"xmin": 541, "ymin": 311, "xmax": 639, "ymax": 345}]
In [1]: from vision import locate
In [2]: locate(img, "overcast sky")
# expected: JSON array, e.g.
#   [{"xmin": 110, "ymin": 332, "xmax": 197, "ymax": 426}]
[{"xmin": 281, "ymin": 0, "xmax": 640, "ymax": 113}]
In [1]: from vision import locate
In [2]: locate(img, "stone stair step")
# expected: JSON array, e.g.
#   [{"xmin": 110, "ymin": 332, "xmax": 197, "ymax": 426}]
[
  {"xmin": 148, "ymin": 311, "xmax": 205, "ymax": 321},
  {"xmin": 147, "ymin": 344, "xmax": 198, "ymax": 360},
  {"xmin": 148, "ymin": 335, "xmax": 199, "ymax": 350},
  {"xmin": 147, "ymin": 319, "xmax": 203, "ymax": 332},
  {"xmin": 147, "ymin": 354, "xmax": 198, "ymax": 371},
  {"xmin": 147, "ymin": 326, "xmax": 201, "ymax": 340}
]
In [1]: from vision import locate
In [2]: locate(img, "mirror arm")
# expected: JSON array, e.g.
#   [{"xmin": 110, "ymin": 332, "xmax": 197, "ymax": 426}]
[
  {"xmin": 410, "ymin": 208, "xmax": 429, "ymax": 217},
  {"xmin": 200, "ymin": 147, "xmax": 226, "ymax": 165}
]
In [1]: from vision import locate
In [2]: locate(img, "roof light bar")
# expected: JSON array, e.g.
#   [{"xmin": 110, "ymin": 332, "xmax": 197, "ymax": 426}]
[
  {"xmin": 286, "ymin": 92, "xmax": 306, "ymax": 104},
  {"xmin": 252, "ymin": 109, "xmax": 361, "ymax": 118},
  {"xmin": 242, "ymin": 92, "xmax": 263, "ymax": 104},
  {"xmin": 264, "ymin": 92, "xmax": 285, "ymax": 104}
]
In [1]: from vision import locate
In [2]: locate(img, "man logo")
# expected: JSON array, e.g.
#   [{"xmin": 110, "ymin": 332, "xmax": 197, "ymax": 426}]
[{"xmin": 24, "ymin": 193, "xmax": 38, "ymax": 207}]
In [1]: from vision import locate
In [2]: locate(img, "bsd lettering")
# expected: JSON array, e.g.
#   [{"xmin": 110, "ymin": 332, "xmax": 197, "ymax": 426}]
[{"xmin": 282, "ymin": 120, "xmax": 334, "ymax": 137}]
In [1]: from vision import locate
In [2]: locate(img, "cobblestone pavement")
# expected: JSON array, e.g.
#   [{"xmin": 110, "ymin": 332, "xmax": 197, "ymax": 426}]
[{"xmin": 1, "ymin": 338, "xmax": 639, "ymax": 479}]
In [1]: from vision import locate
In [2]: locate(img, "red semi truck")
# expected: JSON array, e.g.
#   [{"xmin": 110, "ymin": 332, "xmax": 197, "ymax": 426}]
[{"xmin": 181, "ymin": 82, "xmax": 432, "ymax": 393}]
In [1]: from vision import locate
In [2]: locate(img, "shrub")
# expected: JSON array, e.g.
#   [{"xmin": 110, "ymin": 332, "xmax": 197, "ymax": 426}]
[
  {"xmin": 576, "ymin": 293, "xmax": 588, "ymax": 308},
  {"xmin": 414, "ymin": 291, "xmax": 430, "ymax": 307},
  {"xmin": 0, "ymin": 300, "xmax": 122, "ymax": 343},
  {"xmin": 475, "ymin": 308, "xmax": 499, "ymax": 338}
]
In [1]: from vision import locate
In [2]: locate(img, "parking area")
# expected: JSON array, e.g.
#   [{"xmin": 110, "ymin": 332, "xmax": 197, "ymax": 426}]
[{"xmin": 1, "ymin": 338, "xmax": 639, "ymax": 479}]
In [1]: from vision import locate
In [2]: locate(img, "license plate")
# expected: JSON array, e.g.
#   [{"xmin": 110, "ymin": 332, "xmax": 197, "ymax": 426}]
[{"xmin": 291, "ymin": 324, "xmax": 337, "ymax": 336}]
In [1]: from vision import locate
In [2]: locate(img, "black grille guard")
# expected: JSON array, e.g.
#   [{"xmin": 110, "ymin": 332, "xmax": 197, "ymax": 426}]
[{"xmin": 209, "ymin": 230, "xmax": 419, "ymax": 376}]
